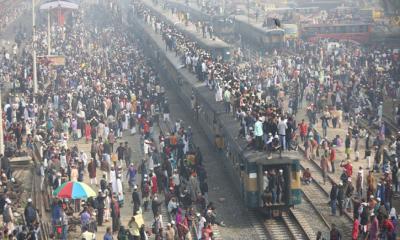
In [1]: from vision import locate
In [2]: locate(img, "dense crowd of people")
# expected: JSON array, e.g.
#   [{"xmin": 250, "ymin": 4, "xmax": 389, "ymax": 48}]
[
  {"xmin": 0, "ymin": 0, "xmax": 400, "ymax": 239},
  {"xmin": 134, "ymin": 0, "xmax": 400, "ymax": 239},
  {"xmin": 0, "ymin": 0, "xmax": 226, "ymax": 239},
  {"xmin": 0, "ymin": 1, "xmax": 147, "ymax": 239},
  {"xmin": 0, "ymin": 0, "xmax": 29, "ymax": 35}
]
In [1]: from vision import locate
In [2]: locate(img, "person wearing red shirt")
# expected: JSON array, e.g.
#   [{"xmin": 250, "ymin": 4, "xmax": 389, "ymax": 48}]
[
  {"xmin": 352, "ymin": 218, "xmax": 359, "ymax": 240},
  {"xmin": 382, "ymin": 218, "xmax": 395, "ymax": 239},
  {"xmin": 298, "ymin": 119, "xmax": 308, "ymax": 142},
  {"xmin": 151, "ymin": 173, "xmax": 158, "ymax": 196},
  {"xmin": 340, "ymin": 160, "xmax": 353, "ymax": 177},
  {"xmin": 143, "ymin": 121, "xmax": 150, "ymax": 135},
  {"xmin": 202, "ymin": 223, "xmax": 213, "ymax": 240}
]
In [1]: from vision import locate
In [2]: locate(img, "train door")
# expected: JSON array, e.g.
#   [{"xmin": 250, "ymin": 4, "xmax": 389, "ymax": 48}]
[{"xmin": 257, "ymin": 163, "xmax": 291, "ymax": 215}]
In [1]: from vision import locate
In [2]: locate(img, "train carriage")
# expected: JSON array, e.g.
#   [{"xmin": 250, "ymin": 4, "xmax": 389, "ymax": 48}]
[
  {"xmin": 142, "ymin": 0, "xmax": 233, "ymax": 61},
  {"xmin": 165, "ymin": 0, "xmax": 235, "ymax": 37},
  {"xmin": 235, "ymin": 15, "xmax": 285, "ymax": 51}
]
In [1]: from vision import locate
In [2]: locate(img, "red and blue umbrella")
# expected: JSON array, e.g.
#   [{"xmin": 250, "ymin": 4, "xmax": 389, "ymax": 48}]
[{"xmin": 53, "ymin": 181, "xmax": 96, "ymax": 199}]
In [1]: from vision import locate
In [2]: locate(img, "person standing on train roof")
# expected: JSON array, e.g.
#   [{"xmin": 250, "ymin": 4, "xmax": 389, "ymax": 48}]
[
  {"xmin": 223, "ymin": 87, "xmax": 231, "ymax": 113},
  {"xmin": 277, "ymin": 117, "xmax": 287, "ymax": 151},
  {"xmin": 254, "ymin": 117, "xmax": 264, "ymax": 151}
]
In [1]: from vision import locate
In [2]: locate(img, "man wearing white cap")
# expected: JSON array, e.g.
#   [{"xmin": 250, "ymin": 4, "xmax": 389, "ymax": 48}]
[
  {"xmin": 24, "ymin": 198, "xmax": 37, "ymax": 227},
  {"xmin": 165, "ymin": 222, "xmax": 175, "ymax": 240},
  {"xmin": 3, "ymin": 198, "xmax": 14, "ymax": 233}
]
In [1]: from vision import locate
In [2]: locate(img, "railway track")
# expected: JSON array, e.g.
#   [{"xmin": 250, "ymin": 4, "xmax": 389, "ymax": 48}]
[
  {"xmin": 289, "ymin": 196, "xmax": 329, "ymax": 240},
  {"xmin": 265, "ymin": 213, "xmax": 307, "ymax": 240},
  {"xmin": 299, "ymin": 157, "xmax": 354, "ymax": 239},
  {"xmin": 31, "ymin": 165, "xmax": 43, "ymax": 217},
  {"xmin": 264, "ymin": 216, "xmax": 292, "ymax": 240},
  {"xmin": 30, "ymin": 144, "xmax": 52, "ymax": 240},
  {"xmin": 256, "ymin": 184, "xmax": 331, "ymax": 240}
]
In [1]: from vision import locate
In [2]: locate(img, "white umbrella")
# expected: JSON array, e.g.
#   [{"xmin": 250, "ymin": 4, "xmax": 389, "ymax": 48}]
[{"xmin": 40, "ymin": 0, "xmax": 79, "ymax": 10}]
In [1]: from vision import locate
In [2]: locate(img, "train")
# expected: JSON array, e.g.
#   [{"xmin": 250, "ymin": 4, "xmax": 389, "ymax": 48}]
[
  {"xmin": 165, "ymin": 0, "xmax": 285, "ymax": 51},
  {"xmin": 131, "ymin": 1, "xmax": 302, "ymax": 215},
  {"xmin": 171, "ymin": 1, "xmax": 392, "ymax": 47},
  {"xmin": 141, "ymin": 0, "xmax": 232, "ymax": 61},
  {"xmin": 165, "ymin": 0, "xmax": 236, "ymax": 38}
]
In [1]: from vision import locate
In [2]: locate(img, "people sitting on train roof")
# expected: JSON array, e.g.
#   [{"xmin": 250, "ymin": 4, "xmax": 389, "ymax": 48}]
[
  {"xmin": 266, "ymin": 135, "xmax": 281, "ymax": 159},
  {"xmin": 302, "ymin": 168, "xmax": 312, "ymax": 185},
  {"xmin": 244, "ymin": 127, "xmax": 255, "ymax": 150}
]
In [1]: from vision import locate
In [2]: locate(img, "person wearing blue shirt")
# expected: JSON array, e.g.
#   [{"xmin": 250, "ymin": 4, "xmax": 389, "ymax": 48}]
[{"xmin": 103, "ymin": 227, "xmax": 113, "ymax": 240}]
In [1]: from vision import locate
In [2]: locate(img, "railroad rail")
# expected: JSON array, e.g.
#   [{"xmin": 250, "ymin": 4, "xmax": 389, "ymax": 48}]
[
  {"xmin": 251, "ymin": 182, "xmax": 330, "ymax": 240},
  {"xmin": 299, "ymin": 154, "xmax": 354, "ymax": 239},
  {"xmin": 264, "ymin": 212, "xmax": 308, "ymax": 240},
  {"xmin": 31, "ymin": 143, "xmax": 51, "ymax": 240}
]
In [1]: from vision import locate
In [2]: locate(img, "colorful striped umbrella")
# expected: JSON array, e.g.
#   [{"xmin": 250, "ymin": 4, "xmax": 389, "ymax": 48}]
[{"xmin": 53, "ymin": 181, "xmax": 96, "ymax": 199}]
